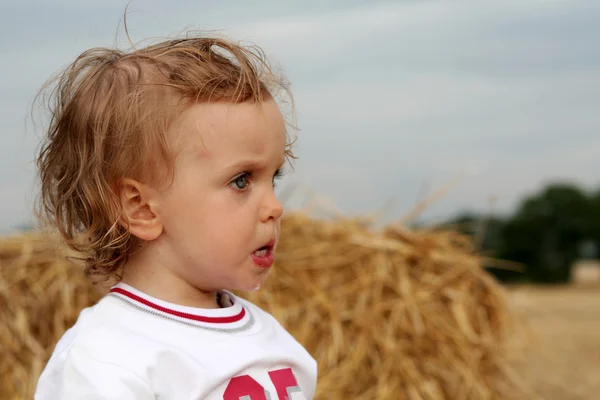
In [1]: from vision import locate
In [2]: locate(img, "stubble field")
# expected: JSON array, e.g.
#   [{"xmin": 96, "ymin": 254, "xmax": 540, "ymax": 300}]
[{"xmin": 508, "ymin": 282, "xmax": 600, "ymax": 399}]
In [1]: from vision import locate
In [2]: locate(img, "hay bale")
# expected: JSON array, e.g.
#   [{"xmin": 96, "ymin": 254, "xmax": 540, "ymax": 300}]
[
  {"xmin": 0, "ymin": 213, "xmax": 529, "ymax": 399},
  {"xmin": 0, "ymin": 233, "xmax": 103, "ymax": 400}
]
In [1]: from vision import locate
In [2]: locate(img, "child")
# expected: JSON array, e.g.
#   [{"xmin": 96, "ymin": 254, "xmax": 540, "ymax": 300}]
[{"xmin": 33, "ymin": 31, "xmax": 317, "ymax": 399}]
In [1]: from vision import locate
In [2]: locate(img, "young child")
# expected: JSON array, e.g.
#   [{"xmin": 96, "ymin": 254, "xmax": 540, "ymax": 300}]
[{"xmin": 33, "ymin": 31, "xmax": 317, "ymax": 399}]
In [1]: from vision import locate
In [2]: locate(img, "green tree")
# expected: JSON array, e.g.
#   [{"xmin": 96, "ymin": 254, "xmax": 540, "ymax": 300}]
[{"xmin": 496, "ymin": 183, "xmax": 594, "ymax": 283}]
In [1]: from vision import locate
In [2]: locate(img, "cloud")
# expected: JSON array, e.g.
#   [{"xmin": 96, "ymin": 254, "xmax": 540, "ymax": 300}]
[{"xmin": 0, "ymin": 0, "xmax": 599, "ymax": 230}]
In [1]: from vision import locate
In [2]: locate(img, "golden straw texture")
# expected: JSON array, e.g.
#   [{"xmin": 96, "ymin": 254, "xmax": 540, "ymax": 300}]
[{"xmin": 0, "ymin": 213, "xmax": 529, "ymax": 399}]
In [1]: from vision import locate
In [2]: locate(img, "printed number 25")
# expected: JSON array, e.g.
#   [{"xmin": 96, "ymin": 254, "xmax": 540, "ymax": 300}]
[{"xmin": 223, "ymin": 368, "xmax": 302, "ymax": 400}]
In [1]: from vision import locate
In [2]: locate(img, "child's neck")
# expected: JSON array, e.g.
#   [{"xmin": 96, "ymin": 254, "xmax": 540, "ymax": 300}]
[{"xmin": 121, "ymin": 247, "xmax": 221, "ymax": 309}]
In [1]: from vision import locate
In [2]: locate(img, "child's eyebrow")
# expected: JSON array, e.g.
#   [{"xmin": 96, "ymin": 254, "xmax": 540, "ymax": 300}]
[
  {"xmin": 223, "ymin": 159, "xmax": 267, "ymax": 172},
  {"xmin": 223, "ymin": 158, "xmax": 285, "ymax": 173}
]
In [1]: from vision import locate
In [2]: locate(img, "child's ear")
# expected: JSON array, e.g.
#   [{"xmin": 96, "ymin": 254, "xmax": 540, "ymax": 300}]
[{"xmin": 117, "ymin": 178, "xmax": 163, "ymax": 241}]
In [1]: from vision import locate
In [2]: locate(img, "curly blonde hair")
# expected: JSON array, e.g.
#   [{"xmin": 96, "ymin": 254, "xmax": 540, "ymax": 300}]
[{"xmin": 34, "ymin": 32, "xmax": 295, "ymax": 284}]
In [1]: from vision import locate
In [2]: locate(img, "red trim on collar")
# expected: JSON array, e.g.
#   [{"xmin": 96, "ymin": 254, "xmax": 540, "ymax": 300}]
[{"xmin": 110, "ymin": 287, "xmax": 245, "ymax": 323}]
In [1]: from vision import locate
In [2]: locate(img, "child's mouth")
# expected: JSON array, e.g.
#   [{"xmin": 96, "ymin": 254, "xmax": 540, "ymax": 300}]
[
  {"xmin": 251, "ymin": 241, "xmax": 275, "ymax": 268},
  {"xmin": 253, "ymin": 246, "xmax": 269, "ymax": 257}
]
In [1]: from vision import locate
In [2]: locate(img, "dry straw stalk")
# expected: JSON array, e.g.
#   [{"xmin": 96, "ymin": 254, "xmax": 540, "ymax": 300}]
[{"xmin": 0, "ymin": 212, "xmax": 532, "ymax": 399}]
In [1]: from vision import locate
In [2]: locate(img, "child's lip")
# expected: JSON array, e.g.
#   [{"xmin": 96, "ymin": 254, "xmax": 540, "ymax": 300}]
[
  {"xmin": 251, "ymin": 239, "xmax": 276, "ymax": 268},
  {"xmin": 256, "ymin": 239, "xmax": 275, "ymax": 252},
  {"xmin": 251, "ymin": 248, "xmax": 274, "ymax": 268}
]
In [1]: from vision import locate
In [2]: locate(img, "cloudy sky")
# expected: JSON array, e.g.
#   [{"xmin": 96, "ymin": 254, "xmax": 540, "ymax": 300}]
[{"xmin": 1, "ymin": 0, "xmax": 599, "ymax": 232}]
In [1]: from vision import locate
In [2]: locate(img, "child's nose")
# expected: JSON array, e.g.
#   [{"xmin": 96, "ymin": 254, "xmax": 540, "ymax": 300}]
[{"xmin": 261, "ymin": 192, "xmax": 284, "ymax": 222}]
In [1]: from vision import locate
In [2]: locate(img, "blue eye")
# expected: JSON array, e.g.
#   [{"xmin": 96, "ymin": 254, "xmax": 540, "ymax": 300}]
[{"xmin": 232, "ymin": 174, "xmax": 249, "ymax": 190}]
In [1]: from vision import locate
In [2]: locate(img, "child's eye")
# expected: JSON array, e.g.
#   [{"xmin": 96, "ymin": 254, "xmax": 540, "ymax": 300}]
[
  {"xmin": 231, "ymin": 173, "xmax": 249, "ymax": 190},
  {"xmin": 272, "ymin": 169, "xmax": 284, "ymax": 187}
]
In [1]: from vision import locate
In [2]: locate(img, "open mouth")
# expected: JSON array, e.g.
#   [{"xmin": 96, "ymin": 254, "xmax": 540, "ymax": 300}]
[
  {"xmin": 253, "ymin": 245, "xmax": 271, "ymax": 257},
  {"xmin": 251, "ymin": 240, "xmax": 275, "ymax": 268},
  {"xmin": 253, "ymin": 239, "xmax": 274, "ymax": 255}
]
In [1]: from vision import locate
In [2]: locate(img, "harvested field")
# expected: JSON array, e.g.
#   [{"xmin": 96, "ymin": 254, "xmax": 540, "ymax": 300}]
[{"xmin": 509, "ymin": 282, "xmax": 600, "ymax": 400}]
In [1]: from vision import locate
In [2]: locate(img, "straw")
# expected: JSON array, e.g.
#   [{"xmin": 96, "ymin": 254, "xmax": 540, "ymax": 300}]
[{"xmin": 0, "ymin": 213, "xmax": 530, "ymax": 399}]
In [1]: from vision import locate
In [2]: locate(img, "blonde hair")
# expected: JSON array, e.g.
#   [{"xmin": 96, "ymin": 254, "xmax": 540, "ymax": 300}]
[{"xmin": 35, "ymin": 32, "xmax": 295, "ymax": 284}]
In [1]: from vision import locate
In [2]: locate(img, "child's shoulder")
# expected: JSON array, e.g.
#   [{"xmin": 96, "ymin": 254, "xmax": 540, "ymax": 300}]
[
  {"xmin": 36, "ymin": 291, "xmax": 317, "ymax": 399},
  {"xmin": 45, "ymin": 296, "xmax": 156, "ymax": 366},
  {"xmin": 231, "ymin": 293, "xmax": 287, "ymax": 329},
  {"xmin": 35, "ymin": 298, "xmax": 156, "ymax": 399},
  {"xmin": 52, "ymin": 290, "xmax": 295, "ymax": 355},
  {"xmin": 232, "ymin": 294, "xmax": 310, "ymax": 348}
]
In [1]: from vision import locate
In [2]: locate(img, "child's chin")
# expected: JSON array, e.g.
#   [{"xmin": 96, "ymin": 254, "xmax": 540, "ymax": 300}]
[
  {"xmin": 239, "ymin": 279, "xmax": 267, "ymax": 292},
  {"xmin": 232, "ymin": 271, "xmax": 270, "ymax": 292}
]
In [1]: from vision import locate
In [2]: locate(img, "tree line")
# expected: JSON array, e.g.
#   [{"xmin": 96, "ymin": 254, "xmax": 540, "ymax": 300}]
[{"xmin": 445, "ymin": 183, "xmax": 600, "ymax": 284}]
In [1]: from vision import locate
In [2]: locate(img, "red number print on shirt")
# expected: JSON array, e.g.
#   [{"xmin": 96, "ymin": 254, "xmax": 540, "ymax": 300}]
[
  {"xmin": 268, "ymin": 368, "xmax": 301, "ymax": 399},
  {"xmin": 223, "ymin": 375, "xmax": 267, "ymax": 400},
  {"xmin": 223, "ymin": 368, "xmax": 302, "ymax": 400}
]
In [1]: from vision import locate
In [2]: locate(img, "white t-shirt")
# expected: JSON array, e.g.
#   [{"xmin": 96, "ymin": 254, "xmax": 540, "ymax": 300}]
[{"xmin": 34, "ymin": 283, "xmax": 317, "ymax": 399}]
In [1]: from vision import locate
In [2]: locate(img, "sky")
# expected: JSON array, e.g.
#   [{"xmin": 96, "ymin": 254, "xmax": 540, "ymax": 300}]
[{"xmin": 1, "ymin": 0, "xmax": 599, "ymax": 232}]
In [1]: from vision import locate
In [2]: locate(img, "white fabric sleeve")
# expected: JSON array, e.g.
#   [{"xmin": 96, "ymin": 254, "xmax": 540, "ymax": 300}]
[{"xmin": 34, "ymin": 348, "xmax": 154, "ymax": 400}]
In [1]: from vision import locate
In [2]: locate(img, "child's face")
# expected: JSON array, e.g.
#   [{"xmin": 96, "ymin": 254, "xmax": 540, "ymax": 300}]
[{"xmin": 154, "ymin": 99, "xmax": 286, "ymax": 293}]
